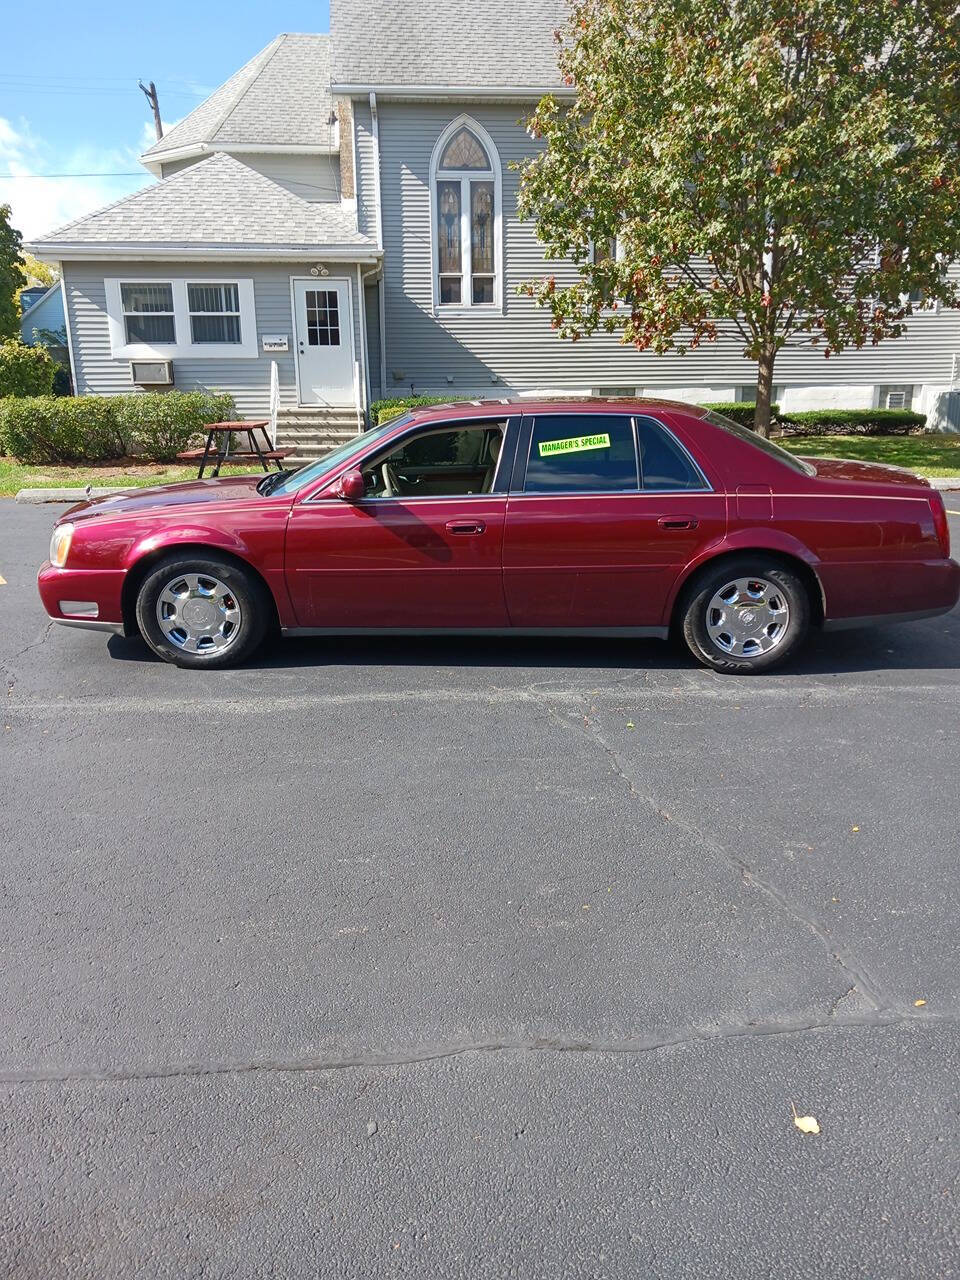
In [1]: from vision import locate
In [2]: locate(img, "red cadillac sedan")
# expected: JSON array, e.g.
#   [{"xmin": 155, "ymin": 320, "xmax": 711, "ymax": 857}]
[{"xmin": 38, "ymin": 399, "xmax": 959, "ymax": 674}]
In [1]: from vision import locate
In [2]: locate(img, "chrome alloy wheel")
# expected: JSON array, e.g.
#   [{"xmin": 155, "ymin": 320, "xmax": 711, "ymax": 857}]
[
  {"xmin": 155, "ymin": 572, "xmax": 241, "ymax": 654},
  {"xmin": 705, "ymin": 576, "xmax": 790, "ymax": 658}
]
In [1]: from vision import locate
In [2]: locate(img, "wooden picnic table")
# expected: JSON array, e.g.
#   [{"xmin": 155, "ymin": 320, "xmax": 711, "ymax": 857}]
[{"xmin": 178, "ymin": 421, "xmax": 292, "ymax": 478}]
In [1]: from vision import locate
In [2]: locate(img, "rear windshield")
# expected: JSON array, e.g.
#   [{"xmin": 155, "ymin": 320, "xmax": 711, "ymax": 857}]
[{"xmin": 700, "ymin": 410, "xmax": 815, "ymax": 476}]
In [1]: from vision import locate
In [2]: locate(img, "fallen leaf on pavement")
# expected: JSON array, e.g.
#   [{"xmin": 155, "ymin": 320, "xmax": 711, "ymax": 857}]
[{"xmin": 915, "ymin": 999, "xmax": 927, "ymax": 1007}]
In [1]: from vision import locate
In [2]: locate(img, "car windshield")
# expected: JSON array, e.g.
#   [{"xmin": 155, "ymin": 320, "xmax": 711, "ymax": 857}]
[
  {"xmin": 265, "ymin": 416, "xmax": 411, "ymax": 497},
  {"xmin": 700, "ymin": 410, "xmax": 816, "ymax": 476}
]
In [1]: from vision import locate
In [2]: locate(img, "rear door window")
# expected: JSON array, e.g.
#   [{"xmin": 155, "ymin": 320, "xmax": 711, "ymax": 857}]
[
  {"xmin": 636, "ymin": 416, "xmax": 708, "ymax": 490},
  {"xmin": 522, "ymin": 414, "xmax": 638, "ymax": 493}
]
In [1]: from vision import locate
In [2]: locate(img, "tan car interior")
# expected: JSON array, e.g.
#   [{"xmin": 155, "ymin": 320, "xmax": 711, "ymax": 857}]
[{"xmin": 362, "ymin": 424, "xmax": 505, "ymax": 498}]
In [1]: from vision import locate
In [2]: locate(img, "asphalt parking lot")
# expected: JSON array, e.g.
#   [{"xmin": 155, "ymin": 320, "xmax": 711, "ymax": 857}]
[{"xmin": 1, "ymin": 498, "xmax": 959, "ymax": 1278}]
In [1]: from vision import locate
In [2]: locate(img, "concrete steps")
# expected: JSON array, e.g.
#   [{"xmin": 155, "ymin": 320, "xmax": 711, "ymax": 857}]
[{"xmin": 274, "ymin": 405, "xmax": 362, "ymax": 464}]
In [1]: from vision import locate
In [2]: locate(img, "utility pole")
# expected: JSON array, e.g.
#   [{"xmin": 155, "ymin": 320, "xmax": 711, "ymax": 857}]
[{"xmin": 138, "ymin": 80, "xmax": 163, "ymax": 141}]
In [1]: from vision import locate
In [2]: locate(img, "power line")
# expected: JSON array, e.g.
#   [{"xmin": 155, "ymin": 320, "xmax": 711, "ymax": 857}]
[{"xmin": 0, "ymin": 171, "xmax": 145, "ymax": 179}]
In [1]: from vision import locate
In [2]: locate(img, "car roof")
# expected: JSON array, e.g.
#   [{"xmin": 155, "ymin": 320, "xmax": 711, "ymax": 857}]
[{"xmin": 402, "ymin": 397, "xmax": 709, "ymax": 424}]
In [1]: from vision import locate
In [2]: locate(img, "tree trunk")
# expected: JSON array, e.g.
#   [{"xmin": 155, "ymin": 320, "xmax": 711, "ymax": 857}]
[{"xmin": 754, "ymin": 345, "xmax": 777, "ymax": 438}]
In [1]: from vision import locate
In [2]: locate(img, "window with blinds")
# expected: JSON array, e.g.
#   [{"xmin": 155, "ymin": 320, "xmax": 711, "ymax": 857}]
[{"xmin": 188, "ymin": 283, "xmax": 242, "ymax": 344}]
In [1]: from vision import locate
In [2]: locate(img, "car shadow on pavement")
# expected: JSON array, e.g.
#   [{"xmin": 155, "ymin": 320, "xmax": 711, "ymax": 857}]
[{"xmin": 105, "ymin": 610, "xmax": 960, "ymax": 677}]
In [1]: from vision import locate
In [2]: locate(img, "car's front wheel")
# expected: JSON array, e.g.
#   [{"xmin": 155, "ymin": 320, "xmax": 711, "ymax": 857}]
[
  {"xmin": 135, "ymin": 554, "xmax": 270, "ymax": 668},
  {"xmin": 679, "ymin": 556, "xmax": 810, "ymax": 673}
]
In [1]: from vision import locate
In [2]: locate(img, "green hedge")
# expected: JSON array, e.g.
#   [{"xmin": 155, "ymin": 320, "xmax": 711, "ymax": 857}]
[
  {"xmin": 701, "ymin": 401, "xmax": 780, "ymax": 427},
  {"xmin": 777, "ymin": 408, "xmax": 925, "ymax": 436},
  {"xmin": 114, "ymin": 391, "xmax": 234, "ymax": 460},
  {"xmin": 370, "ymin": 395, "xmax": 467, "ymax": 425},
  {"xmin": 0, "ymin": 391, "xmax": 235, "ymax": 464},
  {"xmin": 0, "ymin": 339, "xmax": 56, "ymax": 398}
]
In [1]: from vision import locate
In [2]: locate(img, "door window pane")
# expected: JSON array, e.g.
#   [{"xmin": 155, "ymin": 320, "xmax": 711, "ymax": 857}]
[
  {"xmin": 121, "ymin": 282, "xmax": 175, "ymax": 344},
  {"xmin": 305, "ymin": 289, "xmax": 340, "ymax": 347},
  {"xmin": 636, "ymin": 417, "xmax": 706, "ymax": 490},
  {"xmin": 524, "ymin": 415, "xmax": 638, "ymax": 493}
]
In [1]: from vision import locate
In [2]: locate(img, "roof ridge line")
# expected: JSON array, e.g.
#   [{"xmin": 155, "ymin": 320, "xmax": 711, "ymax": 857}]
[
  {"xmin": 209, "ymin": 34, "xmax": 288, "ymax": 143},
  {"xmin": 140, "ymin": 35, "xmax": 283, "ymax": 162},
  {"xmin": 32, "ymin": 151, "xmax": 236, "ymax": 243}
]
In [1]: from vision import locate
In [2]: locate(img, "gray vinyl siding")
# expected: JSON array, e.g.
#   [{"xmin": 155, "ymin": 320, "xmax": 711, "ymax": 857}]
[
  {"xmin": 354, "ymin": 100, "xmax": 379, "ymax": 240},
  {"xmin": 160, "ymin": 152, "xmax": 340, "ymax": 202},
  {"xmin": 370, "ymin": 101, "xmax": 960, "ymax": 394},
  {"xmin": 63, "ymin": 260, "xmax": 364, "ymax": 417},
  {"xmin": 364, "ymin": 281, "xmax": 382, "ymax": 401}
]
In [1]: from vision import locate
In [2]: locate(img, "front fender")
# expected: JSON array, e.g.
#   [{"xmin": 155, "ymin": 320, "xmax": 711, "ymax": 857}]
[{"xmin": 121, "ymin": 515, "xmax": 297, "ymax": 628}]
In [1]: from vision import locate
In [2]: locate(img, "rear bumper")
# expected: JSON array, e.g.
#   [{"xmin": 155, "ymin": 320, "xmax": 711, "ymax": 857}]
[
  {"xmin": 37, "ymin": 561, "xmax": 127, "ymax": 632},
  {"xmin": 820, "ymin": 557, "xmax": 960, "ymax": 627}
]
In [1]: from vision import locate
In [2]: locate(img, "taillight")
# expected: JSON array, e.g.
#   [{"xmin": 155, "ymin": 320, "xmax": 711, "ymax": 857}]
[{"xmin": 929, "ymin": 491, "xmax": 950, "ymax": 557}]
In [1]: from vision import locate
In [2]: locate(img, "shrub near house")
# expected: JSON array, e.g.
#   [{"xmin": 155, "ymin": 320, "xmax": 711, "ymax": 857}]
[
  {"xmin": 0, "ymin": 391, "xmax": 234, "ymax": 464},
  {"xmin": 0, "ymin": 339, "xmax": 56, "ymax": 399}
]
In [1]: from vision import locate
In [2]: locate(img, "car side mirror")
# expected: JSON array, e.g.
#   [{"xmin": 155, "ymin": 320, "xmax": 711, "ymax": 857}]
[{"xmin": 337, "ymin": 469, "xmax": 365, "ymax": 502}]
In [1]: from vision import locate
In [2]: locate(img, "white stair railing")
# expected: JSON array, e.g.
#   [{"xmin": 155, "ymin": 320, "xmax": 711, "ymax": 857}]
[
  {"xmin": 268, "ymin": 359, "xmax": 280, "ymax": 447},
  {"xmin": 353, "ymin": 360, "xmax": 363, "ymax": 434}
]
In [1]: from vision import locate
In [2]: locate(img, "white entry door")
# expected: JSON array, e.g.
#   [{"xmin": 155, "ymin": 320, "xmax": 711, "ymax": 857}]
[{"xmin": 292, "ymin": 278, "xmax": 355, "ymax": 406}]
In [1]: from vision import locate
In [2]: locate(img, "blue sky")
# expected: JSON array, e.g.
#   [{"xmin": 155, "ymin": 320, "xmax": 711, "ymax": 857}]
[{"xmin": 0, "ymin": 1, "xmax": 330, "ymax": 242}]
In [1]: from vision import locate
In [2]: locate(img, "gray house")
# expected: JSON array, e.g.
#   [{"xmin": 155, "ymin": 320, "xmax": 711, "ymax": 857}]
[{"xmin": 28, "ymin": 5, "xmax": 960, "ymax": 460}]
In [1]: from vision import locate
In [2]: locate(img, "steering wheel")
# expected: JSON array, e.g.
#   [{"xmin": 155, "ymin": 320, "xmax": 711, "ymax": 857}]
[{"xmin": 381, "ymin": 462, "xmax": 402, "ymax": 497}]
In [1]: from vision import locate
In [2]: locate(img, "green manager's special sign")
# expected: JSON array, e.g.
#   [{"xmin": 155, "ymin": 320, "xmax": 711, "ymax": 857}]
[{"xmin": 538, "ymin": 432, "xmax": 611, "ymax": 458}]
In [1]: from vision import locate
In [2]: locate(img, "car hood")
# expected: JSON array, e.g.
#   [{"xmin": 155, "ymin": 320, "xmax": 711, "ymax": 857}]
[
  {"xmin": 62, "ymin": 474, "xmax": 268, "ymax": 522},
  {"xmin": 803, "ymin": 455, "xmax": 930, "ymax": 489}
]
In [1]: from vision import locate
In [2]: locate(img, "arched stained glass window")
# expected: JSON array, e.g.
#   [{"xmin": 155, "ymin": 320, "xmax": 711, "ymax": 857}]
[
  {"xmin": 431, "ymin": 118, "xmax": 501, "ymax": 310},
  {"xmin": 439, "ymin": 128, "xmax": 491, "ymax": 170}
]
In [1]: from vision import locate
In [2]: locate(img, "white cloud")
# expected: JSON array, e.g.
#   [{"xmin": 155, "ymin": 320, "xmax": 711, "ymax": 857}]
[{"xmin": 0, "ymin": 115, "xmax": 154, "ymax": 243}]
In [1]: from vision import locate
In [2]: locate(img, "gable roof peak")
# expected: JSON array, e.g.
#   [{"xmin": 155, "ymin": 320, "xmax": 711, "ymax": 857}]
[{"xmin": 140, "ymin": 33, "xmax": 334, "ymax": 169}]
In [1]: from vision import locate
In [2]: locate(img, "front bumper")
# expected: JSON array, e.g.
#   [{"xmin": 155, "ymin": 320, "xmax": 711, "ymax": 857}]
[{"xmin": 37, "ymin": 561, "xmax": 127, "ymax": 634}]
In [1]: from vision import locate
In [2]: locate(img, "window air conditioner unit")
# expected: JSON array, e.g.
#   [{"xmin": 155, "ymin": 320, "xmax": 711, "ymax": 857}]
[{"xmin": 130, "ymin": 360, "xmax": 173, "ymax": 386}]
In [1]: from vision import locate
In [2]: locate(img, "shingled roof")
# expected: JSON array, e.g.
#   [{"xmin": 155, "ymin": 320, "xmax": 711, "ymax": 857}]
[
  {"xmin": 330, "ymin": 0, "xmax": 568, "ymax": 92},
  {"xmin": 140, "ymin": 34, "xmax": 335, "ymax": 168},
  {"xmin": 29, "ymin": 153, "xmax": 377, "ymax": 258}
]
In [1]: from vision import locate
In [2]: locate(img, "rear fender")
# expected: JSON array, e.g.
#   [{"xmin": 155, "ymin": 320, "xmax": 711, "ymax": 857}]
[{"xmin": 663, "ymin": 528, "xmax": 826, "ymax": 624}]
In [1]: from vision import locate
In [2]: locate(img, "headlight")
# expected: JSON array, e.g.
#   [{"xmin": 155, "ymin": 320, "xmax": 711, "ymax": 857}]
[{"xmin": 49, "ymin": 523, "xmax": 74, "ymax": 568}]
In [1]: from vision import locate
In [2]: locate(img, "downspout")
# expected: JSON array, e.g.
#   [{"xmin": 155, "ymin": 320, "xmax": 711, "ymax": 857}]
[
  {"xmin": 356, "ymin": 262, "xmax": 372, "ymax": 422},
  {"xmin": 369, "ymin": 91, "xmax": 388, "ymax": 401}
]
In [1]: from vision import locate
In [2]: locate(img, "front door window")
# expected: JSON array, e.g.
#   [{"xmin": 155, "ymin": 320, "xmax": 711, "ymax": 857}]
[
  {"xmin": 361, "ymin": 425, "xmax": 505, "ymax": 498},
  {"xmin": 305, "ymin": 289, "xmax": 341, "ymax": 347}
]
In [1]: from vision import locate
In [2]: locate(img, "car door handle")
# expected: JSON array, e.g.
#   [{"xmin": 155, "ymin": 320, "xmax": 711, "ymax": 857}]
[
  {"xmin": 445, "ymin": 520, "xmax": 486, "ymax": 535},
  {"xmin": 658, "ymin": 516, "xmax": 699, "ymax": 530}
]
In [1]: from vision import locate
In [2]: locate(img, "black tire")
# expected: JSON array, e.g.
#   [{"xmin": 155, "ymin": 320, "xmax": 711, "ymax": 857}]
[
  {"xmin": 135, "ymin": 553, "xmax": 270, "ymax": 669},
  {"xmin": 679, "ymin": 556, "xmax": 810, "ymax": 674}
]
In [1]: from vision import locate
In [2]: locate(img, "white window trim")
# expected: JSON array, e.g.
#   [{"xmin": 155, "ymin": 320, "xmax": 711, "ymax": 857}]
[
  {"xmin": 428, "ymin": 115, "xmax": 503, "ymax": 317},
  {"xmin": 104, "ymin": 277, "xmax": 258, "ymax": 359}
]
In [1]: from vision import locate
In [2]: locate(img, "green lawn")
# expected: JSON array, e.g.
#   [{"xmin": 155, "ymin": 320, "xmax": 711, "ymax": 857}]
[
  {"xmin": 0, "ymin": 457, "xmax": 259, "ymax": 498},
  {"xmin": 776, "ymin": 434, "xmax": 960, "ymax": 478}
]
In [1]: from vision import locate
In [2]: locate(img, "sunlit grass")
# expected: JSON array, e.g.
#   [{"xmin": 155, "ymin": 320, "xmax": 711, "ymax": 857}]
[
  {"xmin": 0, "ymin": 457, "xmax": 258, "ymax": 497},
  {"xmin": 777, "ymin": 434, "xmax": 960, "ymax": 478}
]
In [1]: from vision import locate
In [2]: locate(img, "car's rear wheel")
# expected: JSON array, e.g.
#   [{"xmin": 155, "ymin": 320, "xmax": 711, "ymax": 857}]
[
  {"xmin": 679, "ymin": 556, "xmax": 810, "ymax": 673},
  {"xmin": 135, "ymin": 554, "xmax": 270, "ymax": 668}
]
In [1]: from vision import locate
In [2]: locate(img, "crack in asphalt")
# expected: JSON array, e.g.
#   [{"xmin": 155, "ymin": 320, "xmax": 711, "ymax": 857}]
[
  {"xmin": 1, "ymin": 619, "xmax": 53, "ymax": 695},
  {"xmin": 566, "ymin": 701, "xmax": 888, "ymax": 1012},
  {"xmin": 0, "ymin": 1009, "xmax": 949, "ymax": 1087}
]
